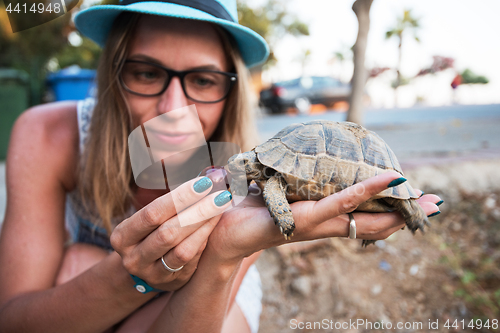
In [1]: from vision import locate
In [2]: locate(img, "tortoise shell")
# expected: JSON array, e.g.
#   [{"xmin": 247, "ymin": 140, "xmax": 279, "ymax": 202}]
[{"xmin": 254, "ymin": 120, "xmax": 418, "ymax": 210}]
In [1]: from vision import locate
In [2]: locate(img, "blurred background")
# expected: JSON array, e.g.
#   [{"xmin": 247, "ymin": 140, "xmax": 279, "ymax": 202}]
[{"xmin": 1, "ymin": 0, "xmax": 500, "ymax": 331}]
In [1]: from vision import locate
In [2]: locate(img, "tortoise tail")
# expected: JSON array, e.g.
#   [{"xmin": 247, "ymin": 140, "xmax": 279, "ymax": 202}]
[{"xmin": 383, "ymin": 198, "xmax": 430, "ymax": 234}]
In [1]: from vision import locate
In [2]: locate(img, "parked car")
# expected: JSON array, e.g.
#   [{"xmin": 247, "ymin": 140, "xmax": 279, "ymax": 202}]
[{"xmin": 259, "ymin": 76, "xmax": 351, "ymax": 114}]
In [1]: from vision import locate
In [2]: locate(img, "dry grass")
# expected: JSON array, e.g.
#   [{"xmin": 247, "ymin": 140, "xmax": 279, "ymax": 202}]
[{"xmin": 256, "ymin": 191, "xmax": 500, "ymax": 333}]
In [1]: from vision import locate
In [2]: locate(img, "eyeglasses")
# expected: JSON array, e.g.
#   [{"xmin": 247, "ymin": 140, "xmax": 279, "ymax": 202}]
[{"xmin": 119, "ymin": 60, "xmax": 238, "ymax": 103}]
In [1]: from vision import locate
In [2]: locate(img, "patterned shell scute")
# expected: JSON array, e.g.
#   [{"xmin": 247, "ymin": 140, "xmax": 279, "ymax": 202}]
[
  {"xmin": 255, "ymin": 120, "xmax": 417, "ymax": 200},
  {"xmin": 279, "ymin": 123, "xmax": 326, "ymax": 156},
  {"xmin": 360, "ymin": 130, "xmax": 403, "ymax": 174},
  {"xmin": 322, "ymin": 121, "xmax": 363, "ymax": 162}
]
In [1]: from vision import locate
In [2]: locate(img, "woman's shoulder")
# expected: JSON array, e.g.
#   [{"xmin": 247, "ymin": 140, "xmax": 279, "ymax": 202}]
[
  {"xmin": 9, "ymin": 101, "xmax": 80, "ymax": 190},
  {"xmin": 16, "ymin": 99, "xmax": 78, "ymax": 127}
]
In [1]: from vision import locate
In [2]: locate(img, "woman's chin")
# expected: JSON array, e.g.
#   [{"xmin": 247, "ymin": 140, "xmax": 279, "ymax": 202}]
[
  {"xmin": 163, "ymin": 154, "xmax": 193, "ymax": 168},
  {"xmin": 161, "ymin": 148, "xmax": 209, "ymax": 184}
]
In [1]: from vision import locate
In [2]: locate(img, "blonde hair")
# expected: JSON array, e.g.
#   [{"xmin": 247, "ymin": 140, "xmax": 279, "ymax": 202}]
[{"xmin": 79, "ymin": 12, "xmax": 259, "ymax": 233}]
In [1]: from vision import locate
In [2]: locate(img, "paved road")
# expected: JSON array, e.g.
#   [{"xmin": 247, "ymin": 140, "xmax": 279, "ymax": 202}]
[
  {"xmin": 257, "ymin": 104, "xmax": 500, "ymax": 161},
  {"xmin": 1, "ymin": 104, "xmax": 500, "ymax": 223}
]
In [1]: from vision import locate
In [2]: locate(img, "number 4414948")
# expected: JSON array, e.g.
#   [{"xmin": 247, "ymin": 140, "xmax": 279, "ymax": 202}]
[
  {"xmin": 6, "ymin": 2, "xmax": 63, "ymax": 14},
  {"xmin": 444, "ymin": 319, "xmax": 498, "ymax": 330}
]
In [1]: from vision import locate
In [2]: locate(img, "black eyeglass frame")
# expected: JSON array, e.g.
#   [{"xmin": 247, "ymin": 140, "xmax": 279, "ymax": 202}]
[{"xmin": 119, "ymin": 60, "xmax": 238, "ymax": 104}]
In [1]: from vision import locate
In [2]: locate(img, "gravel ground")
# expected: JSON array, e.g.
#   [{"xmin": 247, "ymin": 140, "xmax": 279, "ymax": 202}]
[
  {"xmin": 255, "ymin": 157, "xmax": 500, "ymax": 333},
  {"xmin": 1, "ymin": 153, "xmax": 499, "ymax": 333}
]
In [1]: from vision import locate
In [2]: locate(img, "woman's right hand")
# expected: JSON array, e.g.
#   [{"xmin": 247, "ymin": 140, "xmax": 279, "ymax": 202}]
[
  {"xmin": 204, "ymin": 172, "xmax": 442, "ymax": 266},
  {"xmin": 110, "ymin": 176, "xmax": 233, "ymax": 291}
]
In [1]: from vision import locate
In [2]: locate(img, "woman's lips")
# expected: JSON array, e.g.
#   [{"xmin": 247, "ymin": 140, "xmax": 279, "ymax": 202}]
[{"xmin": 151, "ymin": 131, "xmax": 192, "ymax": 145}]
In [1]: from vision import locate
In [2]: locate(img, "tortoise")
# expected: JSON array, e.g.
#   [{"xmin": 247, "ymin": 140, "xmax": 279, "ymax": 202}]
[{"xmin": 226, "ymin": 120, "xmax": 429, "ymax": 243}]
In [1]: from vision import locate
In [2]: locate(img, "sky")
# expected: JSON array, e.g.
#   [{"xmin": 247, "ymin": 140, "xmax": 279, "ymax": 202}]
[{"xmin": 258, "ymin": 0, "xmax": 500, "ymax": 108}]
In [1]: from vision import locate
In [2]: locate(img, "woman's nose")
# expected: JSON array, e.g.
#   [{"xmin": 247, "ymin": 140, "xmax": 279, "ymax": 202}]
[{"xmin": 157, "ymin": 77, "xmax": 189, "ymax": 115}]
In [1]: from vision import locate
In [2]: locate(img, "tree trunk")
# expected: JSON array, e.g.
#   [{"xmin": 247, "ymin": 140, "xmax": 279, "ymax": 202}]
[
  {"xmin": 347, "ymin": 0, "xmax": 373, "ymax": 125},
  {"xmin": 394, "ymin": 35, "xmax": 402, "ymax": 107}
]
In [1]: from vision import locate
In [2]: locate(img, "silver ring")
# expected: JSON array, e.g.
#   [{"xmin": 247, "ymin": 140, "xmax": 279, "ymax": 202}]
[
  {"xmin": 348, "ymin": 213, "xmax": 356, "ymax": 239},
  {"xmin": 161, "ymin": 256, "xmax": 184, "ymax": 273}
]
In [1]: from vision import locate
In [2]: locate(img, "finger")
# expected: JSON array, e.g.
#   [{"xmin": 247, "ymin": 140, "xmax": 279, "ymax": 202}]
[
  {"xmin": 420, "ymin": 201, "xmax": 440, "ymax": 217},
  {"xmin": 362, "ymin": 203, "xmax": 440, "ymax": 242},
  {"xmin": 164, "ymin": 246, "xmax": 205, "ymax": 287},
  {"xmin": 364, "ymin": 201, "xmax": 439, "ymax": 237},
  {"xmin": 135, "ymin": 190, "xmax": 232, "ymax": 261},
  {"xmin": 413, "ymin": 188, "xmax": 443, "ymax": 206},
  {"xmin": 160, "ymin": 215, "xmax": 218, "ymax": 271},
  {"xmin": 140, "ymin": 245, "xmax": 204, "ymax": 291},
  {"xmin": 138, "ymin": 233, "xmax": 210, "ymax": 290},
  {"xmin": 310, "ymin": 171, "xmax": 406, "ymax": 225},
  {"xmin": 417, "ymin": 194, "xmax": 443, "ymax": 206},
  {"xmin": 293, "ymin": 196, "xmax": 440, "ymax": 243},
  {"xmin": 376, "ymin": 222, "xmax": 409, "ymax": 240},
  {"xmin": 358, "ymin": 201, "xmax": 439, "ymax": 239},
  {"xmin": 349, "ymin": 212, "xmax": 403, "ymax": 240},
  {"xmin": 111, "ymin": 177, "xmax": 213, "ymax": 247},
  {"xmin": 289, "ymin": 209, "xmax": 403, "ymax": 243},
  {"xmin": 352, "ymin": 212, "xmax": 405, "ymax": 240}
]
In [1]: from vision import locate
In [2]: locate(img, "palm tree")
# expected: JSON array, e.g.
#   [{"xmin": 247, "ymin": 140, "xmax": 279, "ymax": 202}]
[
  {"xmin": 347, "ymin": 0, "xmax": 373, "ymax": 125},
  {"xmin": 385, "ymin": 9, "xmax": 420, "ymax": 107},
  {"xmin": 329, "ymin": 47, "xmax": 351, "ymax": 82},
  {"xmin": 298, "ymin": 49, "xmax": 312, "ymax": 76}
]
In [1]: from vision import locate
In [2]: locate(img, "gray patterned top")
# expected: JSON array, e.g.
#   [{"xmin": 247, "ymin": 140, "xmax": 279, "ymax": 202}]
[{"xmin": 65, "ymin": 98, "xmax": 135, "ymax": 250}]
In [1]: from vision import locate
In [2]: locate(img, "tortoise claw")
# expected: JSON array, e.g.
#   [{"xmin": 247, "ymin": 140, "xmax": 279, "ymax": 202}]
[{"xmin": 362, "ymin": 239, "xmax": 376, "ymax": 247}]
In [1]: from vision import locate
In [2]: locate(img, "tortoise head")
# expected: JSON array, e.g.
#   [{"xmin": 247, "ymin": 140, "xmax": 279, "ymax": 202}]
[
  {"xmin": 225, "ymin": 150, "xmax": 264, "ymax": 196},
  {"xmin": 226, "ymin": 150, "xmax": 262, "ymax": 179}
]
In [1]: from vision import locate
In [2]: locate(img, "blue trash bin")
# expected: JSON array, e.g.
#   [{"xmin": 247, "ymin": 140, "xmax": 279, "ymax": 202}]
[{"xmin": 46, "ymin": 66, "xmax": 96, "ymax": 101}]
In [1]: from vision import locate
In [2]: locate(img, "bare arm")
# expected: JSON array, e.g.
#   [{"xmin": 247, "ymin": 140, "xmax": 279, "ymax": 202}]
[
  {"xmin": 144, "ymin": 172, "xmax": 442, "ymax": 333},
  {"xmin": 0, "ymin": 101, "xmax": 244, "ymax": 332},
  {"xmin": 0, "ymin": 103, "xmax": 441, "ymax": 333},
  {"xmin": 0, "ymin": 103, "xmax": 159, "ymax": 332},
  {"xmin": 147, "ymin": 251, "xmax": 242, "ymax": 333},
  {"xmin": 151, "ymin": 251, "xmax": 262, "ymax": 333}
]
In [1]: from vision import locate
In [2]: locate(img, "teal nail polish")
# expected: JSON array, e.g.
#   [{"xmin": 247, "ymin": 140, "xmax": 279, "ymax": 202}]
[
  {"xmin": 428, "ymin": 211, "xmax": 441, "ymax": 218},
  {"xmin": 388, "ymin": 177, "xmax": 407, "ymax": 188},
  {"xmin": 436, "ymin": 200, "xmax": 444, "ymax": 206},
  {"xmin": 419, "ymin": 191, "xmax": 425, "ymax": 198},
  {"xmin": 214, "ymin": 191, "xmax": 232, "ymax": 207},
  {"xmin": 193, "ymin": 177, "xmax": 212, "ymax": 193}
]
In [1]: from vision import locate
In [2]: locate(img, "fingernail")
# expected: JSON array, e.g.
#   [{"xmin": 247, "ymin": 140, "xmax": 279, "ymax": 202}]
[
  {"xmin": 419, "ymin": 191, "xmax": 425, "ymax": 198},
  {"xmin": 193, "ymin": 177, "xmax": 212, "ymax": 193},
  {"xmin": 214, "ymin": 190, "xmax": 232, "ymax": 207},
  {"xmin": 437, "ymin": 200, "xmax": 444, "ymax": 206},
  {"xmin": 388, "ymin": 177, "xmax": 407, "ymax": 188},
  {"xmin": 428, "ymin": 211, "xmax": 441, "ymax": 218}
]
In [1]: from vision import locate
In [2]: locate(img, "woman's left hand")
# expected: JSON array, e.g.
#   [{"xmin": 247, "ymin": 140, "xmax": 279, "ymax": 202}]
[{"xmin": 204, "ymin": 172, "xmax": 442, "ymax": 265}]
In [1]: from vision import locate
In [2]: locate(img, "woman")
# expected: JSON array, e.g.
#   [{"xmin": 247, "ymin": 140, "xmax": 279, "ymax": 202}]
[{"xmin": 0, "ymin": 1, "xmax": 442, "ymax": 332}]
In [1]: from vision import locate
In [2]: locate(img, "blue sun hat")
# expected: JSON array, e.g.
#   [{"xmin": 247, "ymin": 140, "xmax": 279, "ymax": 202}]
[{"xmin": 74, "ymin": 0, "xmax": 269, "ymax": 68}]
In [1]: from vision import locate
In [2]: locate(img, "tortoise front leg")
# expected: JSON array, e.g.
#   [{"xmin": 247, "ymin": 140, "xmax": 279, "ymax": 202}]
[{"xmin": 262, "ymin": 175, "xmax": 295, "ymax": 239}]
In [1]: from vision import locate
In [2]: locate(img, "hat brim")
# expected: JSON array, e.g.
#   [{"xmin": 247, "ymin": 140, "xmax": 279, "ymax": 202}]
[{"xmin": 74, "ymin": 2, "xmax": 269, "ymax": 68}]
